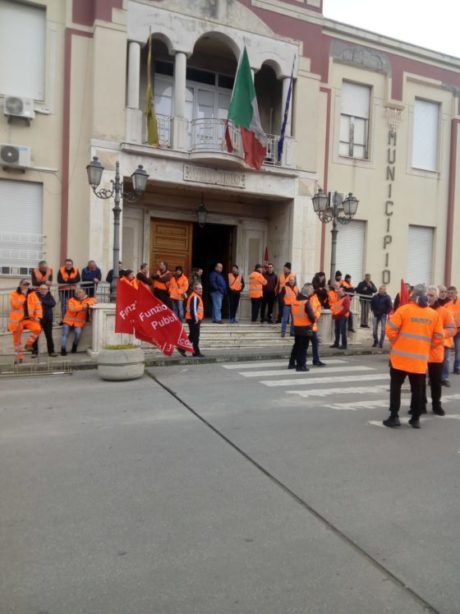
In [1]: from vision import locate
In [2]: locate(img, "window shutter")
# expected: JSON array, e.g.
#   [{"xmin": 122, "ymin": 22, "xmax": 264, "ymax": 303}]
[
  {"xmin": 412, "ymin": 99, "xmax": 439, "ymax": 171},
  {"xmin": 0, "ymin": 0, "xmax": 46, "ymax": 99},
  {"xmin": 336, "ymin": 220, "xmax": 366, "ymax": 283},
  {"xmin": 407, "ymin": 226, "xmax": 434, "ymax": 285},
  {"xmin": 341, "ymin": 82, "xmax": 370, "ymax": 119}
]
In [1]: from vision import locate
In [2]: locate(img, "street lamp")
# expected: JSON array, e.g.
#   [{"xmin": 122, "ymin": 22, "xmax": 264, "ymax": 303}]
[
  {"xmin": 197, "ymin": 195, "xmax": 208, "ymax": 228},
  {"xmin": 312, "ymin": 189, "xmax": 359, "ymax": 282},
  {"xmin": 86, "ymin": 157, "xmax": 149, "ymax": 301}
]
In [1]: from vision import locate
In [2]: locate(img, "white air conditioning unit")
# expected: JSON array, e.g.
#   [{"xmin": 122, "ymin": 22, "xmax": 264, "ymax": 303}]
[
  {"xmin": 0, "ymin": 144, "xmax": 32, "ymax": 168},
  {"xmin": 3, "ymin": 96, "xmax": 35, "ymax": 120}
]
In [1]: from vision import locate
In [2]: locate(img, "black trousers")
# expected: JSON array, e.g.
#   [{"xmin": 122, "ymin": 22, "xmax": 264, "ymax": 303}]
[
  {"xmin": 32, "ymin": 316, "xmax": 54, "ymax": 354},
  {"xmin": 260, "ymin": 292, "xmax": 276, "ymax": 322},
  {"xmin": 424, "ymin": 362, "xmax": 443, "ymax": 412},
  {"xmin": 187, "ymin": 320, "xmax": 201, "ymax": 355},
  {"xmin": 228, "ymin": 291, "xmax": 241, "ymax": 321},
  {"xmin": 251, "ymin": 298, "xmax": 262, "ymax": 322},
  {"xmin": 389, "ymin": 366, "xmax": 426, "ymax": 418},
  {"xmin": 154, "ymin": 289, "xmax": 172, "ymax": 309},
  {"xmin": 290, "ymin": 334, "xmax": 310, "ymax": 368}
]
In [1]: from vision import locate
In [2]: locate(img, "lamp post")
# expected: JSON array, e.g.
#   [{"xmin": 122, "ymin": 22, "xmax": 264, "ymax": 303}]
[
  {"xmin": 86, "ymin": 157, "xmax": 149, "ymax": 301},
  {"xmin": 311, "ymin": 189, "xmax": 359, "ymax": 283}
]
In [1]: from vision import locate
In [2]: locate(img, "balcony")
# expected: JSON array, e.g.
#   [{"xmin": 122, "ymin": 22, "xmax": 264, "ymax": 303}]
[{"xmin": 144, "ymin": 115, "xmax": 294, "ymax": 168}]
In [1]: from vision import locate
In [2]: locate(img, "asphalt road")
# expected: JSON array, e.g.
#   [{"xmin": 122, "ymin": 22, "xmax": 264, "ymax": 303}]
[{"xmin": 1, "ymin": 353, "xmax": 459, "ymax": 613}]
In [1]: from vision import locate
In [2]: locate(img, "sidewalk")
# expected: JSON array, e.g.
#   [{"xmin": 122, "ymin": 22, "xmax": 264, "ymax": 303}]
[{"xmin": 0, "ymin": 341, "xmax": 388, "ymax": 375}]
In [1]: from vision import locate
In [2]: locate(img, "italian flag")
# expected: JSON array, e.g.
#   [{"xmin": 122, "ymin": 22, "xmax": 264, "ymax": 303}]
[{"xmin": 225, "ymin": 47, "xmax": 267, "ymax": 170}]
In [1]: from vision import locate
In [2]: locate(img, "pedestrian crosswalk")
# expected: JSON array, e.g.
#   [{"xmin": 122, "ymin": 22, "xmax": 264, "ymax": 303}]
[{"xmin": 220, "ymin": 358, "xmax": 460, "ymax": 420}]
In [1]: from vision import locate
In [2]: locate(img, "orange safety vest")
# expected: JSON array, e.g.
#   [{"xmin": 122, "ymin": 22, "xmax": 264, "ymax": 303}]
[
  {"xmin": 63, "ymin": 296, "xmax": 96, "ymax": 328},
  {"xmin": 386, "ymin": 303, "xmax": 444, "ymax": 374},
  {"xmin": 8, "ymin": 290, "xmax": 43, "ymax": 331},
  {"xmin": 429, "ymin": 305, "xmax": 455, "ymax": 363},
  {"xmin": 331, "ymin": 296, "xmax": 350, "ymax": 319},
  {"xmin": 283, "ymin": 285, "xmax": 298, "ymax": 306},
  {"xmin": 278, "ymin": 272, "xmax": 295, "ymax": 293},
  {"xmin": 249, "ymin": 272, "xmax": 267, "ymax": 299},
  {"xmin": 153, "ymin": 270, "xmax": 171, "ymax": 292},
  {"xmin": 120, "ymin": 276, "xmax": 139, "ymax": 289},
  {"xmin": 328, "ymin": 289, "xmax": 338, "ymax": 308},
  {"xmin": 310, "ymin": 293, "xmax": 322, "ymax": 332},
  {"xmin": 185, "ymin": 292, "xmax": 204, "ymax": 321},
  {"xmin": 291, "ymin": 299, "xmax": 314, "ymax": 327},
  {"xmin": 445, "ymin": 298, "xmax": 460, "ymax": 331},
  {"xmin": 33, "ymin": 267, "xmax": 53, "ymax": 283},
  {"xmin": 168, "ymin": 275, "xmax": 189, "ymax": 301},
  {"xmin": 59, "ymin": 266, "xmax": 80, "ymax": 291},
  {"xmin": 228, "ymin": 273, "xmax": 243, "ymax": 292}
]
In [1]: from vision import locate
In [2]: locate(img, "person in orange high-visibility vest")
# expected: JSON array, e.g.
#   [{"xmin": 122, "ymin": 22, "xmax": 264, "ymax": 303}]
[
  {"xmin": 327, "ymin": 280, "xmax": 338, "ymax": 310},
  {"xmin": 57, "ymin": 258, "xmax": 81, "ymax": 321},
  {"xmin": 8, "ymin": 278, "xmax": 43, "ymax": 363},
  {"xmin": 447, "ymin": 285, "xmax": 460, "ymax": 374},
  {"xmin": 61, "ymin": 288, "xmax": 96, "ymax": 355},
  {"xmin": 330, "ymin": 285, "xmax": 350, "ymax": 349},
  {"xmin": 120, "ymin": 270, "xmax": 139, "ymax": 289},
  {"xmin": 437, "ymin": 285, "xmax": 454, "ymax": 386},
  {"xmin": 383, "ymin": 284, "xmax": 444, "ymax": 429},
  {"xmin": 248, "ymin": 264, "xmax": 267, "ymax": 322},
  {"xmin": 276, "ymin": 262, "xmax": 295, "ymax": 323},
  {"xmin": 421, "ymin": 286, "xmax": 456, "ymax": 416},
  {"xmin": 185, "ymin": 282, "xmax": 204, "ymax": 358},
  {"xmin": 168, "ymin": 266, "xmax": 189, "ymax": 322},
  {"xmin": 288, "ymin": 283, "xmax": 317, "ymax": 371},
  {"xmin": 31, "ymin": 260, "xmax": 53, "ymax": 287},
  {"xmin": 280, "ymin": 275, "xmax": 298, "ymax": 337},
  {"xmin": 152, "ymin": 261, "xmax": 172, "ymax": 307},
  {"xmin": 228, "ymin": 264, "xmax": 245, "ymax": 323}
]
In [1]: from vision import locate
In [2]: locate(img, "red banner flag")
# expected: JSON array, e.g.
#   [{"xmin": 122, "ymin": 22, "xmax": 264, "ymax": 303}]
[
  {"xmin": 134, "ymin": 284, "xmax": 194, "ymax": 356},
  {"xmin": 400, "ymin": 279, "xmax": 410, "ymax": 307},
  {"xmin": 115, "ymin": 278, "xmax": 138, "ymax": 334}
]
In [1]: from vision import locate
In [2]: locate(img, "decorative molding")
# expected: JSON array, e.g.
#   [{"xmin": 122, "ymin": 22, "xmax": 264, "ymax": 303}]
[
  {"xmin": 331, "ymin": 41, "xmax": 391, "ymax": 75},
  {"xmin": 183, "ymin": 165, "xmax": 246, "ymax": 189}
]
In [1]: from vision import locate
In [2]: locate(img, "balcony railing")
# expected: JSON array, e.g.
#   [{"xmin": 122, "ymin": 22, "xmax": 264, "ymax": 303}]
[{"xmin": 142, "ymin": 114, "xmax": 290, "ymax": 166}]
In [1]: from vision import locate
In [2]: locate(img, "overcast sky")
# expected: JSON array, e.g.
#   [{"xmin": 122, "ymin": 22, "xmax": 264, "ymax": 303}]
[{"xmin": 323, "ymin": 0, "xmax": 460, "ymax": 59}]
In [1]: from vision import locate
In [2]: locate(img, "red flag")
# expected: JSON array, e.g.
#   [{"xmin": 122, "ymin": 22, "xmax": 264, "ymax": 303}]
[
  {"xmin": 115, "ymin": 278, "xmax": 138, "ymax": 334},
  {"xmin": 263, "ymin": 246, "xmax": 269, "ymax": 272},
  {"xmin": 400, "ymin": 279, "xmax": 410, "ymax": 307},
  {"xmin": 134, "ymin": 284, "xmax": 193, "ymax": 356}
]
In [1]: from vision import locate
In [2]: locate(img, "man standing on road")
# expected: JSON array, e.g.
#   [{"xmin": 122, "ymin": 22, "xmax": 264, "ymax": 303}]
[
  {"xmin": 209, "ymin": 262, "xmax": 226, "ymax": 323},
  {"xmin": 356, "ymin": 273, "xmax": 377, "ymax": 328},
  {"xmin": 438, "ymin": 285, "xmax": 453, "ymax": 386},
  {"xmin": 447, "ymin": 286, "xmax": 460, "ymax": 375},
  {"xmin": 383, "ymin": 285, "xmax": 443, "ymax": 429},
  {"xmin": 248, "ymin": 264, "xmax": 267, "ymax": 323},
  {"xmin": 370, "ymin": 284, "xmax": 392, "ymax": 348},
  {"xmin": 185, "ymin": 282, "xmax": 205, "ymax": 358},
  {"xmin": 261, "ymin": 263, "xmax": 277, "ymax": 323},
  {"xmin": 422, "ymin": 286, "xmax": 455, "ymax": 416},
  {"xmin": 276, "ymin": 262, "xmax": 294, "ymax": 323},
  {"xmin": 227, "ymin": 264, "xmax": 244, "ymax": 323},
  {"xmin": 32, "ymin": 284, "xmax": 58, "ymax": 357},
  {"xmin": 288, "ymin": 283, "xmax": 316, "ymax": 372},
  {"xmin": 330, "ymin": 285, "xmax": 350, "ymax": 350},
  {"xmin": 308, "ymin": 287, "xmax": 326, "ymax": 367}
]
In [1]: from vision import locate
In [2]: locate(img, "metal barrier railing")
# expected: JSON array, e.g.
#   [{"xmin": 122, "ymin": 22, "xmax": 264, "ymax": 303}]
[{"xmin": 0, "ymin": 282, "xmax": 111, "ymax": 333}]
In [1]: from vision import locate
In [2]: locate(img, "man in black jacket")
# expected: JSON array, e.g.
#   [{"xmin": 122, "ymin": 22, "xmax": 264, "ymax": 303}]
[
  {"xmin": 370, "ymin": 284, "xmax": 392, "ymax": 347},
  {"xmin": 32, "ymin": 284, "xmax": 58, "ymax": 357},
  {"xmin": 288, "ymin": 283, "xmax": 316, "ymax": 372},
  {"xmin": 261, "ymin": 263, "xmax": 278, "ymax": 323},
  {"xmin": 356, "ymin": 273, "xmax": 377, "ymax": 327}
]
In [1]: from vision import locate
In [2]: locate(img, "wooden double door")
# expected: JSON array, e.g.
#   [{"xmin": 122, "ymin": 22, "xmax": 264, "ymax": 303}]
[{"xmin": 150, "ymin": 219, "xmax": 193, "ymax": 275}]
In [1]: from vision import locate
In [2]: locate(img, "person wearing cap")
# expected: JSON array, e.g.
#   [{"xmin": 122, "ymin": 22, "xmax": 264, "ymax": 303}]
[
  {"xmin": 8, "ymin": 279, "xmax": 42, "ymax": 363},
  {"xmin": 276, "ymin": 262, "xmax": 294, "ymax": 323},
  {"xmin": 248, "ymin": 264, "xmax": 267, "ymax": 322},
  {"xmin": 383, "ymin": 284, "xmax": 444, "ymax": 429},
  {"xmin": 31, "ymin": 284, "xmax": 58, "ymax": 357}
]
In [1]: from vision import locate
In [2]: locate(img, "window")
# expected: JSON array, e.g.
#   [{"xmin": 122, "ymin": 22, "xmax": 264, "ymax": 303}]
[
  {"xmin": 336, "ymin": 220, "xmax": 366, "ymax": 283},
  {"xmin": 412, "ymin": 99, "xmax": 439, "ymax": 171},
  {"xmin": 407, "ymin": 226, "xmax": 434, "ymax": 285},
  {"xmin": 0, "ymin": 180, "xmax": 43, "ymax": 275},
  {"xmin": 0, "ymin": 0, "xmax": 46, "ymax": 99},
  {"xmin": 339, "ymin": 82, "xmax": 370, "ymax": 159}
]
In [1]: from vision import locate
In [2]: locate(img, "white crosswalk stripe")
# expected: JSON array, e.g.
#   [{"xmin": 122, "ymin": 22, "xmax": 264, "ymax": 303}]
[
  {"xmin": 221, "ymin": 359, "xmax": 346, "ymax": 370},
  {"xmin": 261, "ymin": 374, "xmax": 389, "ymax": 387},
  {"xmin": 287, "ymin": 385, "xmax": 389, "ymax": 399},
  {"xmin": 239, "ymin": 365, "xmax": 374, "ymax": 378}
]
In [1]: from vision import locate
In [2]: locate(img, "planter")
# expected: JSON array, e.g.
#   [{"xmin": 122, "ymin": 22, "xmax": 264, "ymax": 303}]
[{"xmin": 97, "ymin": 347, "xmax": 145, "ymax": 381}]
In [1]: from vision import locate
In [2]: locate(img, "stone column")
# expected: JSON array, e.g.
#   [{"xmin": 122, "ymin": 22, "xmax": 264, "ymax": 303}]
[
  {"xmin": 172, "ymin": 51, "xmax": 188, "ymax": 150},
  {"xmin": 126, "ymin": 41, "xmax": 142, "ymax": 143}
]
